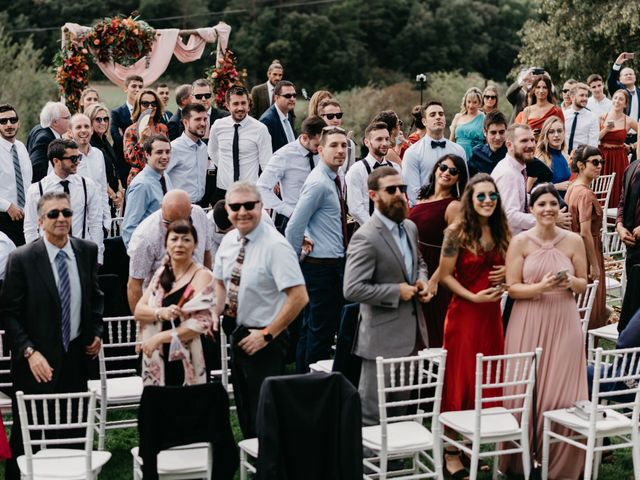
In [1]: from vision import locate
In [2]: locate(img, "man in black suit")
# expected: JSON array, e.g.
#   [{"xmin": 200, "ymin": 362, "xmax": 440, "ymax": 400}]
[
  {"xmin": 26, "ymin": 102, "xmax": 71, "ymax": 183},
  {"xmin": 156, "ymin": 83, "xmax": 174, "ymax": 124},
  {"xmin": 608, "ymin": 52, "xmax": 640, "ymax": 157},
  {"xmin": 0, "ymin": 191, "xmax": 103, "ymax": 479},
  {"xmin": 259, "ymin": 80, "xmax": 297, "ymax": 153},
  {"xmin": 110, "ymin": 75, "xmax": 144, "ymax": 184},
  {"xmin": 249, "ymin": 60, "xmax": 284, "ymax": 119},
  {"xmin": 167, "ymin": 84, "xmax": 192, "ymax": 141},
  {"xmin": 191, "ymin": 78, "xmax": 230, "ymax": 143}
]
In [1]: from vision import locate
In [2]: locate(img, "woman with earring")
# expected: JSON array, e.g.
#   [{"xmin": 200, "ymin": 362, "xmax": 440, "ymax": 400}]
[
  {"xmin": 520, "ymin": 75, "xmax": 564, "ymax": 140},
  {"xmin": 449, "ymin": 87, "xmax": 485, "ymax": 159},
  {"xmin": 481, "ymin": 85, "xmax": 499, "ymax": 114},
  {"xmin": 530, "ymin": 116, "xmax": 571, "ymax": 196}
]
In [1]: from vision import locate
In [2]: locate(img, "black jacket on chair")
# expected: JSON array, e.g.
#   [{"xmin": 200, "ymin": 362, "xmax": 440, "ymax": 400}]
[{"xmin": 26, "ymin": 125, "xmax": 56, "ymax": 183}]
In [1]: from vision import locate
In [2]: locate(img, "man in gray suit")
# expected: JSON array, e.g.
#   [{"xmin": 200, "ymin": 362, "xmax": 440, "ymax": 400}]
[{"xmin": 343, "ymin": 166, "xmax": 432, "ymax": 425}]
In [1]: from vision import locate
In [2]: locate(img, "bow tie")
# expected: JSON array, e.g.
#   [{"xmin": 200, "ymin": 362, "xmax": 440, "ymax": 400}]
[
  {"xmin": 431, "ymin": 140, "xmax": 446, "ymax": 149},
  {"xmin": 373, "ymin": 162, "xmax": 389, "ymax": 169}
]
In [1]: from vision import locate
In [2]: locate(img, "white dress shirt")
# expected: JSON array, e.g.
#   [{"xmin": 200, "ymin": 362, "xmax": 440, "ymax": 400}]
[
  {"xmin": 612, "ymin": 63, "xmax": 639, "ymax": 133},
  {"xmin": 0, "ymin": 231, "xmax": 15, "ymax": 280},
  {"xmin": 491, "ymin": 154, "xmax": 535, "ymax": 236},
  {"xmin": 257, "ymin": 137, "xmax": 318, "ymax": 218},
  {"xmin": 267, "ymin": 82, "xmax": 275, "ymax": 105},
  {"xmin": 587, "ymin": 96, "xmax": 613, "ymax": 117},
  {"xmin": 346, "ymin": 155, "xmax": 401, "ymax": 226},
  {"xmin": 24, "ymin": 173, "xmax": 104, "ymax": 263},
  {"xmin": 208, "ymin": 115, "xmax": 272, "ymax": 189},
  {"xmin": 167, "ymin": 132, "xmax": 209, "ymax": 202},
  {"xmin": 564, "ymin": 107, "xmax": 600, "ymax": 149},
  {"xmin": 0, "ymin": 137, "xmax": 32, "ymax": 211}
]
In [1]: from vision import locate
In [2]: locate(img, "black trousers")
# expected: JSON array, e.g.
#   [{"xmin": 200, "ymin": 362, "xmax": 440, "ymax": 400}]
[{"xmin": 0, "ymin": 212, "xmax": 24, "ymax": 246}]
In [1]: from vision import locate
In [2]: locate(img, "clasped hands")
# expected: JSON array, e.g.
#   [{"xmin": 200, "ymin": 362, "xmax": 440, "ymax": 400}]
[{"xmin": 399, "ymin": 280, "xmax": 433, "ymax": 303}]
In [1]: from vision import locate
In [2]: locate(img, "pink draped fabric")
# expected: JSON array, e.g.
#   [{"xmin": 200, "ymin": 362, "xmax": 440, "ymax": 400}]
[{"xmin": 62, "ymin": 22, "xmax": 231, "ymax": 88}]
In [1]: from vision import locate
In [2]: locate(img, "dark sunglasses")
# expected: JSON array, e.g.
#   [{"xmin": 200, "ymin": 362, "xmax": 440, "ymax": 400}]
[
  {"xmin": 94, "ymin": 116, "xmax": 110, "ymax": 123},
  {"xmin": 46, "ymin": 208, "xmax": 73, "ymax": 219},
  {"xmin": 321, "ymin": 112, "xmax": 343, "ymax": 120},
  {"xmin": 140, "ymin": 101, "xmax": 158, "ymax": 108},
  {"xmin": 61, "ymin": 155, "xmax": 81, "ymax": 163},
  {"xmin": 476, "ymin": 192, "xmax": 499, "ymax": 202},
  {"xmin": 438, "ymin": 164, "xmax": 460, "ymax": 176},
  {"xmin": 381, "ymin": 184, "xmax": 408, "ymax": 195},
  {"xmin": 562, "ymin": 89, "xmax": 570, "ymax": 94},
  {"xmin": 0, "ymin": 117, "xmax": 19, "ymax": 125},
  {"xmin": 484, "ymin": 95, "xmax": 497, "ymax": 100},
  {"xmin": 228, "ymin": 201, "xmax": 260, "ymax": 212},
  {"xmin": 586, "ymin": 159, "xmax": 605, "ymax": 167},
  {"xmin": 279, "ymin": 93, "xmax": 297, "ymax": 99},
  {"xmin": 194, "ymin": 93, "xmax": 212, "ymax": 100}
]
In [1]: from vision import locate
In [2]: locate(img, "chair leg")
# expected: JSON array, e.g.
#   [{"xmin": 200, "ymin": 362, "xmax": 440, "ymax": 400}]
[
  {"xmin": 98, "ymin": 400, "xmax": 106, "ymax": 451},
  {"xmin": 583, "ymin": 435, "xmax": 595, "ymax": 480},
  {"xmin": 380, "ymin": 449, "xmax": 388, "ymax": 480},
  {"xmin": 492, "ymin": 444, "xmax": 499, "ymax": 480},
  {"xmin": 469, "ymin": 441, "xmax": 480, "ymax": 480},
  {"xmin": 633, "ymin": 428, "xmax": 640, "ymax": 480},
  {"xmin": 240, "ymin": 448, "xmax": 248, "ymax": 480},
  {"xmin": 434, "ymin": 439, "xmax": 444, "ymax": 480},
  {"xmin": 542, "ymin": 417, "xmax": 551, "ymax": 480},
  {"xmin": 592, "ymin": 436, "xmax": 604, "ymax": 480}
]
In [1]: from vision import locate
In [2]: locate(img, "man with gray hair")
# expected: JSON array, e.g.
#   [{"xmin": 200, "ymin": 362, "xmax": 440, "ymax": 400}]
[
  {"xmin": 214, "ymin": 180, "xmax": 308, "ymax": 438},
  {"xmin": 167, "ymin": 84, "xmax": 193, "ymax": 141},
  {"xmin": 27, "ymin": 102, "xmax": 71, "ymax": 182}
]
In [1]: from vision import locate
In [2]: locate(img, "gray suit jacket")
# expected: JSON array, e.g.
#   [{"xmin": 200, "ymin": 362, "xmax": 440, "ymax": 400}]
[{"xmin": 343, "ymin": 215, "xmax": 429, "ymax": 360}]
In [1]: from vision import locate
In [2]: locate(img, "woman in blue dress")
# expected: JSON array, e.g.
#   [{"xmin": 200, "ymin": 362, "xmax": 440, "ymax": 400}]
[
  {"xmin": 449, "ymin": 87, "xmax": 485, "ymax": 159},
  {"xmin": 532, "ymin": 116, "xmax": 572, "ymax": 197}
]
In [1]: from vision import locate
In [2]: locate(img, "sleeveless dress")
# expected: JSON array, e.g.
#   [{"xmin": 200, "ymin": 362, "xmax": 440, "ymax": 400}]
[
  {"xmin": 442, "ymin": 246, "xmax": 504, "ymax": 412},
  {"xmin": 455, "ymin": 113, "xmax": 485, "ymax": 159},
  {"xmin": 599, "ymin": 115, "xmax": 629, "ymax": 207},
  {"xmin": 501, "ymin": 230, "xmax": 587, "ymax": 479},
  {"xmin": 160, "ymin": 282, "xmax": 192, "ymax": 386},
  {"xmin": 408, "ymin": 198, "xmax": 455, "ymax": 347},
  {"xmin": 517, "ymin": 105, "xmax": 565, "ymax": 139},
  {"xmin": 565, "ymin": 183, "xmax": 607, "ymax": 329}
]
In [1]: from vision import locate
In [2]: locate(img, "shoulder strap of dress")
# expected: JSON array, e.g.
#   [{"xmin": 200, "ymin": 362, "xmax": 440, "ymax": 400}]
[
  {"xmin": 551, "ymin": 229, "xmax": 567, "ymax": 246},
  {"xmin": 524, "ymin": 230, "xmax": 542, "ymax": 246}
]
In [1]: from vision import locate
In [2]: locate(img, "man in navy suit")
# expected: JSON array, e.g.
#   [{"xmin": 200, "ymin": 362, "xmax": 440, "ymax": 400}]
[
  {"xmin": 110, "ymin": 75, "xmax": 144, "ymax": 184},
  {"xmin": 608, "ymin": 52, "xmax": 640, "ymax": 158},
  {"xmin": 259, "ymin": 80, "xmax": 297, "ymax": 153},
  {"xmin": 167, "ymin": 84, "xmax": 192, "ymax": 141},
  {"xmin": 156, "ymin": 83, "xmax": 174, "ymax": 124},
  {"xmin": 26, "ymin": 102, "xmax": 71, "ymax": 183}
]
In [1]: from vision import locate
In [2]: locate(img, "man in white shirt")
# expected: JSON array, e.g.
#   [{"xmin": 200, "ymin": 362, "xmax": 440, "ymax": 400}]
[
  {"xmin": 0, "ymin": 231, "xmax": 15, "ymax": 281},
  {"xmin": 23, "ymin": 138, "xmax": 104, "ymax": 263},
  {"xmin": 586, "ymin": 74, "xmax": 613, "ymax": 117},
  {"xmin": 0, "ymin": 104, "xmax": 32, "ymax": 246},
  {"xmin": 346, "ymin": 121, "xmax": 401, "ymax": 226},
  {"xmin": 564, "ymin": 82, "xmax": 600, "ymax": 154},
  {"xmin": 166, "ymin": 103, "xmax": 209, "ymax": 205},
  {"xmin": 403, "ymin": 101, "xmax": 466, "ymax": 205},
  {"xmin": 209, "ymin": 86, "xmax": 272, "ymax": 205},
  {"xmin": 257, "ymin": 115, "xmax": 325, "ymax": 233}
]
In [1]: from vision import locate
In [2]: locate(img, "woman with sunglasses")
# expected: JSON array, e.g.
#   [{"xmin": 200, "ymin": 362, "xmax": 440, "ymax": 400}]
[
  {"xmin": 438, "ymin": 174, "xmax": 510, "ymax": 477},
  {"xmin": 565, "ymin": 145, "xmax": 608, "ymax": 329},
  {"xmin": 86, "ymin": 103, "xmax": 123, "ymax": 214},
  {"xmin": 531, "ymin": 115, "xmax": 571, "ymax": 196},
  {"xmin": 481, "ymin": 85, "xmax": 499, "ymax": 114},
  {"xmin": 408, "ymin": 154, "xmax": 468, "ymax": 348},
  {"xmin": 501, "ymin": 183, "xmax": 587, "ymax": 479},
  {"xmin": 519, "ymin": 75, "xmax": 564, "ymax": 140},
  {"xmin": 449, "ymin": 87, "xmax": 485, "ymax": 160},
  {"xmin": 123, "ymin": 89, "xmax": 167, "ymax": 185}
]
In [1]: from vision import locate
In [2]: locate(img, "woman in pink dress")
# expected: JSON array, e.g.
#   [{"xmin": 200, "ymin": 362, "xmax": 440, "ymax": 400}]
[{"xmin": 501, "ymin": 184, "xmax": 589, "ymax": 479}]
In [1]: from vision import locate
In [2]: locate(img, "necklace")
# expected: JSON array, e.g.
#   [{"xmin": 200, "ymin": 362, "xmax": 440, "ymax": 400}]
[{"xmin": 172, "ymin": 261, "xmax": 194, "ymax": 284}]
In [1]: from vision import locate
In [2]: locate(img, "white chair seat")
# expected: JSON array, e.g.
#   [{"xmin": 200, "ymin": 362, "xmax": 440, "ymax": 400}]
[
  {"xmin": 17, "ymin": 448, "xmax": 111, "ymax": 479},
  {"xmin": 605, "ymin": 277, "xmax": 622, "ymax": 289},
  {"xmin": 588, "ymin": 323, "xmax": 620, "ymax": 342},
  {"xmin": 418, "ymin": 348, "xmax": 443, "ymax": 364},
  {"xmin": 606, "ymin": 207, "xmax": 617, "ymax": 219},
  {"xmin": 309, "ymin": 360, "xmax": 333, "ymax": 373},
  {"xmin": 363, "ymin": 421, "xmax": 433, "ymax": 452},
  {"xmin": 440, "ymin": 407, "xmax": 520, "ymax": 437},
  {"xmin": 543, "ymin": 407, "xmax": 632, "ymax": 434},
  {"xmin": 0, "ymin": 391, "xmax": 11, "ymax": 408},
  {"xmin": 87, "ymin": 376, "xmax": 143, "ymax": 402},
  {"xmin": 239, "ymin": 437, "xmax": 259, "ymax": 457},
  {"xmin": 131, "ymin": 443, "xmax": 210, "ymax": 473}
]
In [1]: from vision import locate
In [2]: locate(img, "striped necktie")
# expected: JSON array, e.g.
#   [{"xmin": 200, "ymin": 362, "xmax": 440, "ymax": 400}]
[
  {"xmin": 11, "ymin": 145, "xmax": 25, "ymax": 208},
  {"xmin": 223, "ymin": 236, "xmax": 248, "ymax": 318},
  {"xmin": 55, "ymin": 250, "xmax": 71, "ymax": 351}
]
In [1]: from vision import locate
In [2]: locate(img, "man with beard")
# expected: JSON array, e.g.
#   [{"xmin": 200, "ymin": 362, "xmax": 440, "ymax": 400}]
[
  {"xmin": 564, "ymin": 82, "xmax": 599, "ymax": 153},
  {"xmin": 468, "ymin": 111, "xmax": 508, "ymax": 177},
  {"xmin": 343, "ymin": 166, "xmax": 431, "ymax": 424},
  {"xmin": 346, "ymin": 122, "xmax": 401, "ymax": 227},
  {"xmin": 166, "ymin": 103, "xmax": 209, "ymax": 206},
  {"xmin": 209, "ymin": 86, "xmax": 272, "ymax": 206},
  {"xmin": 402, "ymin": 101, "xmax": 466, "ymax": 206}
]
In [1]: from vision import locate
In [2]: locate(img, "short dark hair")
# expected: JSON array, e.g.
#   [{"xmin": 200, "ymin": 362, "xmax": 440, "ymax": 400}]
[
  {"xmin": 571, "ymin": 144, "xmax": 601, "ymax": 173},
  {"xmin": 364, "ymin": 121, "xmax": 389, "ymax": 138},
  {"xmin": 37, "ymin": 191, "xmax": 70, "ymax": 217},
  {"xmin": 319, "ymin": 126, "xmax": 347, "ymax": 146},
  {"xmin": 586, "ymin": 74, "xmax": 603, "ymax": 85},
  {"xmin": 423, "ymin": 101, "xmax": 443, "ymax": 116},
  {"xmin": 143, "ymin": 134, "xmax": 171, "ymax": 155},
  {"xmin": 157, "ymin": 83, "xmax": 169, "ymax": 89},
  {"xmin": 484, "ymin": 111, "xmax": 508, "ymax": 131},
  {"xmin": 213, "ymin": 200, "xmax": 232, "ymax": 231},
  {"xmin": 125, "ymin": 75, "xmax": 143, "ymax": 87},
  {"xmin": 301, "ymin": 115, "xmax": 326, "ymax": 138},
  {"xmin": 410, "ymin": 105, "xmax": 425, "ymax": 130},
  {"xmin": 175, "ymin": 84, "xmax": 192, "ymax": 106},
  {"xmin": 224, "ymin": 85, "xmax": 250, "ymax": 104},
  {"xmin": 192, "ymin": 78, "xmax": 211, "ymax": 90},
  {"xmin": 529, "ymin": 183, "xmax": 561, "ymax": 207},
  {"xmin": 274, "ymin": 80, "xmax": 295, "ymax": 97},
  {"xmin": 181, "ymin": 103, "xmax": 207, "ymax": 120},
  {"xmin": 48, "ymin": 138, "xmax": 78, "ymax": 163},
  {"xmin": 371, "ymin": 111, "xmax": 399, "ymax": 133},
  {"xmin": 367, "ymin": 166, "xmax": 399, "ymax": 191},
  {"xmin": 0, "ymin": 103, "xmax": 18, "ymax": 116},
  {"xmin": 161, "ymin": 219, "xmax": 198, "ymax": 291}
]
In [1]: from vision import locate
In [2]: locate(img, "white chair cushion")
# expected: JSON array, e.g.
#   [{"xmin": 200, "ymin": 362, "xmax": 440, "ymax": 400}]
[
  {"xmin": 588, "ymin": 323, "xmax": 620, "ymax": 342},
  {"xmin": 419, "ymin": 348, "xmax": 443, "ymax": 364},
  {"xmin": 439, "ymin": 407, "xmax": 520, "ymax": 437},
  {"xmin": 309, "ymin": 360, "xmax": 333, "ymax": 373},
  {"xmin": 17, "ymin": 448, "xmax": 111, "ymax": 479},
  {"xmin": 362, "ymin": 421, "xmax": 433, "ymax": 452},
  {"xmin": 605, "ymin": 277, "xmax": 622, "ymax": 290},
  {"xmin": 605, "ymin": 207, "xmax": 617, "ymax": 218},
  {"xmin": 543, "ymin": 407, "xmax": 632, "ymax": 434},
  {"xmin": 87, "ymin": 376, "xmax": 143, "ymax": 402},
  {"xmin": 0, "ymin": 390, "xmax": 11, "ymax": 408},
  {"xmin": 131, "ymin": 443, "xmax": 210, "ymax": 473},
  {"xmin": 239, "ymin": 438, "xmax": 259, "ymax": 457}
]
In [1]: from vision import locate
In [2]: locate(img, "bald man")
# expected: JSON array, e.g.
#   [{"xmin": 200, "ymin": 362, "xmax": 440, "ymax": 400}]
[{"xmin": 126, "ymin": 189, "xmax": 213, "ymax": 312}]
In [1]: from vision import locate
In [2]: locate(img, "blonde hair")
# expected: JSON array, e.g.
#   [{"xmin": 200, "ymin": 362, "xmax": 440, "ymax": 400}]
[
  {"xmin": 535, "ymin": 115, "xmax": 565, "ymax": 169},
  {"xmin": 459, "ymin": 87, "xmax": 483, "ymax": 114},
  {"xmin": 308, "ymin": 90, "xmax": 333, "ymax": 117}
]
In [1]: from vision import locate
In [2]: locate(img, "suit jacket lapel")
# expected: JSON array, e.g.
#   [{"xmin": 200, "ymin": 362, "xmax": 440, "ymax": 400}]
[
  {"xmin": 34, "ymin": 239, "xmax": 61, "ymax": 310},
  {"xmin": 373, "ymin": 216, "xmax": 409, "ymax": 281}
]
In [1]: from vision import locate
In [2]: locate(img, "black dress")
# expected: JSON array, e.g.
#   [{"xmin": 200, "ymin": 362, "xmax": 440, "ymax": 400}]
[
  {"xmin": 161, "ymin": 284, "xmax": 189, "ymax": 386},
  {"xmin": 90, "ymin": 132, "xmax": 119, "ymax": 192}
]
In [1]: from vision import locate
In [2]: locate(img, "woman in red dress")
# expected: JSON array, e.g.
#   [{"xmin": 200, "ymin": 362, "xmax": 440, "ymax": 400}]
[
  {"xmin": 438, "ymin": 173, "xmax": 511, "ymax": 477},
  {"xmin": 519, "ymin": 75, "xmax": 564, "ymax": 140}
]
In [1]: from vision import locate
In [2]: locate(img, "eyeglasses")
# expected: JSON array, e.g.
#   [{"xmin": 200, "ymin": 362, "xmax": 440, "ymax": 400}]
[
  {"xmin": 321, "ymin": 112, "xmax": 343, "ymax": 120},
  {"xmin": 228, "ymin": 201, "xmax": 260, "ymax": 212},
  {"xmin": 140, "ymin": 101, "xmax": 158, "ymax": 108},
  {"xmin": 61, "ymin": 155, "xmax": 81, "ymax": 163},
  {"xmin": 45, "ymin": 208, "xmax": 73, "ymax": 219},
  {"xmin": 0, "ymin": 117, "xmax": 19, "ymax": 125},
  {"xmin": 381, "ymin": 184, "xmax": 408, "ymax": 195},
  {"xmin": 483, "ymin": 95, "xmax": 497, "ymax": 100},
  {"xmin": 194, "ymin": 93, "xmax": 212, "ymax": 100},
  {"xmin": 475, "ymin": 192, "xmax": 499, "ymax": 202},
  {"xmin": 586, "ymin": 159, "xmax": 605, "ymax": 167},
  {"xmin": 94, "ymin": 116, "xmax": 110, "ymax": 123},
  {"xmin": 562, "ymin": 89, "xmax": 570, "ymax": 94},
  {"xmin": 279, "ymin": 93, "xmax": 297, "ymax": 99},
  {"xmin": 438, "ymin": 164, "xmax": 460, "ymax": 176}
]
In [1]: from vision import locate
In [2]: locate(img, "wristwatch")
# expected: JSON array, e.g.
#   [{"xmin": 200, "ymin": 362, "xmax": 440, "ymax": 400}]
[
  {"xmin": 23, "ymin": 347, "xmax": 35, "ymax": 359},
  {"xmin": 261, "ymin": 328, "xmax": 273, "ymax": 343}
]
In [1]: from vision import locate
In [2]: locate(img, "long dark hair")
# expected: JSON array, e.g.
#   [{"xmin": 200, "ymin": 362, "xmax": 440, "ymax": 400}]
[
  {"xmin": 417, "ymin": 154, "xmax": 468, "ymax": 200},
  {"xmin": 160, "ymin": 219, "xmax": 198, "ymax": 291},
  {"xmin": 446, "ymin": 173, "xmax": 511, "ymax": 256},
  {"xmin": 528, "ymin": 75, "xmax": 557, "ymax": 105}
]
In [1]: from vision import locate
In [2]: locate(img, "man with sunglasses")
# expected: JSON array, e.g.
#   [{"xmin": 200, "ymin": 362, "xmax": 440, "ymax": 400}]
[
  {"xmin": 249, "ymin": 60, "xmax": 284, "ymax": 119},
  {"xmin": 110, "ymin": 75, "xmax": 144, "ymax": 184},
  {"xmin": 27, "ymin": 101, "xmax": 71, "ymax": 183},
  {"xmin": 318, "ymin": 99, "xmax": 357, "ymax": 171},
  {"xmin": 0, "ymin": 104, "xmax": 32, "ymax": 246},
  {"xmin": 260, "ymin": 80, "xmax": 298, "ymax": 152},
  {"xmin": 191, "ymin": 78, "xmax": 230, "ymax": 142},
  {"xmin": 561, "ymin": 79, "xmax": 577, "ymax": 111},
  {"xmin": 23, "ymin": 139, "xmax": 104, "ymax": 263},
  {"xmin": 1, "ymin": 190, "xmax": 103, "ymax": 480}
]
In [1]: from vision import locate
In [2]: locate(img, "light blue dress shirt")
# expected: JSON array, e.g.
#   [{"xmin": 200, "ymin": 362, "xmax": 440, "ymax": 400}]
[{"xmin": 166, "ymin": 133, "xmax": 208, "ymax": 203}]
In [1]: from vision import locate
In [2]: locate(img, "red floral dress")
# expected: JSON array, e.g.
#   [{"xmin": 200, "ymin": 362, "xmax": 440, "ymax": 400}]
[{"xmin": 123, "ymin": 122, "xmax": 168, "ymax": 186}]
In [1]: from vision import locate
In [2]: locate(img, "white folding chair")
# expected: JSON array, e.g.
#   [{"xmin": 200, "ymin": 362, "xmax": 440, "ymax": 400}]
[
  {"xmin": 439, "ymin": 349, "xmax": 541, "ymax": 480},
  {"xmin": 587, "ymin": 323, "xmax": 620, "ymax": 363},
  {"xmin": 87, "ymin": 315, "xmax": 142, "ymax": 450},
  {"xmin": 15, "ymin": 390, "xmax": 111, "ymax": 479},
  {"xmin": 361, "ymin": 351, "xmax": 447, "ymax": 480},
  {"xmin": 210, "ymin": 325, "xmax": 234, "ymax": 401},
  {"xmin": 591, "ymin": 173, "xmax": 615, "ymax": 233},
  {"xmin": 309, "ymin": 359, "xmax": 334, "ymax": 373},
  {"xmin": 576, "ymin": 281, "xmax": 600, "ymax": 344},
  {"xmin": 0, "ymin": 330, "xmax": 13, "ymax": 426},
  {"xmin": 542, "ymin": 346, "xmax": 640, "ymax": 480},
  {"xmin": 131, "ymin": 443, "xmax": 213, "ymax": 480},
  {"xmin": 107, "ymin": 216, "xmax": 124, "ymax": 238},
  {"xmin": 601, "ymin": 230, "xmax": 627, "ymax": 306}
]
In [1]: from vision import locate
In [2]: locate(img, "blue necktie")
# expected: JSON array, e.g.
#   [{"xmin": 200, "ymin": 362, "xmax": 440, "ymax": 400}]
[
  {"xmin": 397, "ymin": 223, "xmax": 413, "ymax": 279},
  {"xmin": 55, "ymin": 250, "xmax": 71, "ymax": 351},
  {"xmin": 283, "ymin": 118, "xmax": 295, "ymax": 143}
]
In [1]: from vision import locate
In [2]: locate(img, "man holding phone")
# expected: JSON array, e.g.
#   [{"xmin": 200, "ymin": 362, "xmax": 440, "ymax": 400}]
[{"xmin": 608, "ymin": 52, "xmax": 640, "ymax": 157}]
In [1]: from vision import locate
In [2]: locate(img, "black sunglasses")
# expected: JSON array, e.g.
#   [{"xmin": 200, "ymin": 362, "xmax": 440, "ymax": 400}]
[
  {"xmin": 476, "ymin": 192, "xmax": 499, "ymax": 202},
  {"xmin": 140, "ymin": 101, "xmax": 158, "ymax": 108},
  {"xmin": 438, "ymin": 164, "xmax": 460, "ymax": 176},
  {"xmin": 46, "ymin": 208, "xmax": 73, "ymax": 219},
  {"xmin": 562, "ymin": 89, "xmax": 570, "ymax": 94},
  {"xmin": 484, "ymin": 95, "xmax": 497, "ymax": 100},
  {"xmin": 381, "ymin": 184, "xmax": 407, "ymax": 195},
  {"xmin": 0, "ymin": 117, "xmax": 19, "ymax": 125},
  {"xmin": 586, "ymin": 159, "xmax": 605, "ymax": 167},
  {"xmin": 95, "ymin": 116, "xmax": 110, "ymax": 123},
  {"xmin": 321, "ymin": 112, "xmax": 343, "ymax": 120},
  {"xmin": 228, "ymin": 201, "xmax": 260, "ymax": 212},
  {"xmin": 194, "ymin": 93, "xmax": 212, "ymax": 100},
  {"xmin": 279, "ymin": 93, "xmax": 297, "ymax": 99},
  {"xmin": 61, "ymin": 155, "xmax": 81, "ymax": 163}
]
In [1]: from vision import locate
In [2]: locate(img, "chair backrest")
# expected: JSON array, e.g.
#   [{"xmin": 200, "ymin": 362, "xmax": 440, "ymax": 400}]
[
  {"xmin": 0, "ymin": 330, "xmax": 12, "ymax": 391},
  {"xmin": 591, "ymin": 173, "xmax": 615, "ymax": 210},
  {"xmin": 108, "ymin": 216, "xmax": 124, "ymax": 238},
  {"xmin": 601, "ymin": 231, "xmax": 627, "ymax": 291},
  {"xmin": 100, "ymin": 316, "xmax": 140, "ymax": 380},
  {"xmin": 16, "ymin": 390, "xmax": 96, "ymax": 477},
  {"xmin": 219, "ymin": 327, "xmax": 231, "ymax": 391},
  {"xmin": 576, "ymin": 281, "xmax": 599, "ymax": 342}
]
